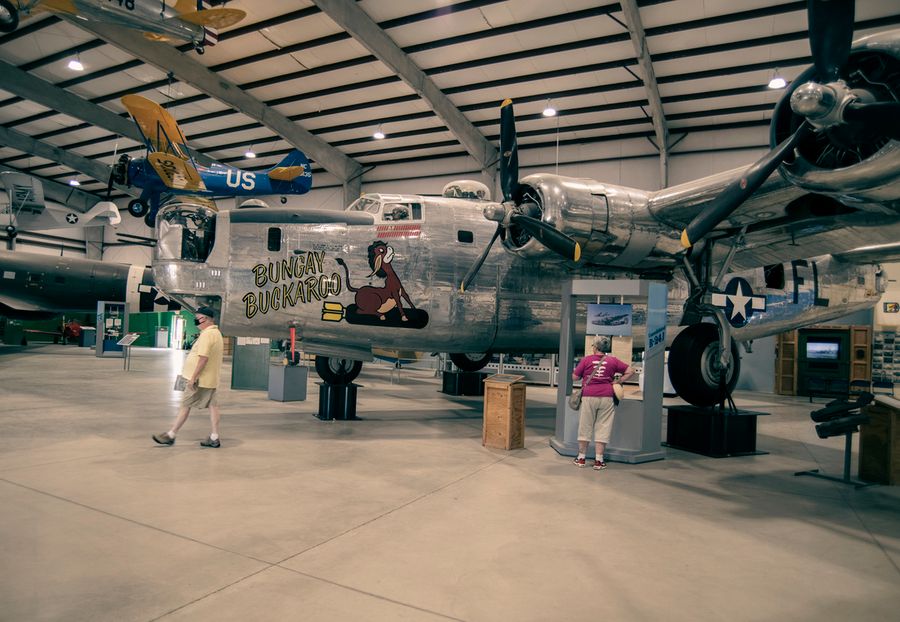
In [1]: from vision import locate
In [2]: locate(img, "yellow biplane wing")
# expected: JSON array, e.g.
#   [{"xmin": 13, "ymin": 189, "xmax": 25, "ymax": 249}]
[
  {"xmin": 148, "ymin": 153, "xmax": 205, "ymax": 191},
  {"xmin": 175, "ymin": 7, "xmax": 245, "ymax": 30},
  {"xmin": 121, "ymin": 94, "xmax": 191, "ymax": 160}
]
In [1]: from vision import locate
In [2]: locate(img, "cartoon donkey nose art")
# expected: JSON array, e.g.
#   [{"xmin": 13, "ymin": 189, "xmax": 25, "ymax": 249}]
[{"xmin": 330, "ymin": 241, "xmax": 426, "ymax": 327}]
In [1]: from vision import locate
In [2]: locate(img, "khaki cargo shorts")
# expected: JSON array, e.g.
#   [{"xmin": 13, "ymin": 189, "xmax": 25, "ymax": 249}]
[
  {"xmin": 181, "ymin": 384, "xmax": 218, "ymax": 409},
  {"xmin": 578, "ymin": 396, "xmax": 615, "ymax": 443}
]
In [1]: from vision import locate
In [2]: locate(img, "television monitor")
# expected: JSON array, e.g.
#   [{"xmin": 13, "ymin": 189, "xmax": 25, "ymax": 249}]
[{"xmin": 806, "ymin": 339, "xmax": 840, "ymax": 360}]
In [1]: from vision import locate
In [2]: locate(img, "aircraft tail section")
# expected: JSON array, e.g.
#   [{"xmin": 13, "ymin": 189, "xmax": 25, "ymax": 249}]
[
  {"xmin": 1, "ymin": 172, "xmax": 45, "ymax": 217},
  {"xmin": 267, "ymin": 150, "xmax": 312, "ymax": 193}
]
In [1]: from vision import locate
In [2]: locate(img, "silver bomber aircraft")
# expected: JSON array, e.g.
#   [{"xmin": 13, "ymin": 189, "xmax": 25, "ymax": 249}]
[{"xmin": 151, "ymin": 4, "xmax": 900, "ymax": 407}]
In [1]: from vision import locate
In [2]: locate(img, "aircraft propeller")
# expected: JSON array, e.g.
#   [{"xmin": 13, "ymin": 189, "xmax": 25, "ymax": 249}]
[
  {"xmin": 680, "ymin": 0, "xmax": 900, "ymax": 249},
  {"xmin": 460, "ymin": 99, "xmax": 581, "ymax": 292}
]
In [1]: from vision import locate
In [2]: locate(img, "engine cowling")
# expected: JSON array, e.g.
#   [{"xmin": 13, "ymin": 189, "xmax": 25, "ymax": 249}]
[
  {"xmin": 771, "ymin": 30, "xmax": 900, "ymax": 208},
  {"xmin": 500, "ymin": 173, "xmax": 677, "ymax": 269}
]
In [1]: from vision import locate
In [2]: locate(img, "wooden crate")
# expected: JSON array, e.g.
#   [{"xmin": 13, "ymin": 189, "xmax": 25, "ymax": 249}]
[
  {"xmin": 482, "ymin": 376, "xmax": 526, "ymax": 450},
  {"xmin": 859, "ymin": 398, "xmax": 900, "ymax": 485}
]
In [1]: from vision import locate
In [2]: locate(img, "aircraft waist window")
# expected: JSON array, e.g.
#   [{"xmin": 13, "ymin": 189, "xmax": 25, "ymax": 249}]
[
  {"xmin": 268, "ymin": 227, "xmax": 282, "ymax": 252},
  {"xmin": 156, "ymin": 205, "xmax": 217, "ymax": 263},
  {"xmin": 764, "ymin": 263, "xmax": 785, "ymax": 289},
  {"xmin": 458, "ymin": 230, "xmax": 474, "ymax": 243}
]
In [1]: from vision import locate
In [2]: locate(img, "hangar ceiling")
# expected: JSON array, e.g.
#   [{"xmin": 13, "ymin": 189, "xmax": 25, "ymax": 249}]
[{"xmin": 1, "ymin": 0, "xmax": 899, "ymax": 204}]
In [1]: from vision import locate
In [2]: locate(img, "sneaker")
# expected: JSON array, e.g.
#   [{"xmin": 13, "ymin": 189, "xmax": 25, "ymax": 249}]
[
  {"xmin": 152, "ymin": 432, "xmax": 174, "ymax": 446},
  {"xmin": 593, "ymin": 460, "xmax": 607, "ymax": 470},
  {"xmin": 200, "ymin": 437, "xmax": 220, "ymax": 448},
  {"xmin": 573, "ymin": 457, "xmax": 586, "ymax": 467}
]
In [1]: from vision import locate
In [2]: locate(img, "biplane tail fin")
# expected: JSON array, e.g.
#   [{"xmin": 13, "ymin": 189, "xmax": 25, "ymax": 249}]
[{"xmin": 267, "ymin": 150, "xmax": 312, "ymax": 192}]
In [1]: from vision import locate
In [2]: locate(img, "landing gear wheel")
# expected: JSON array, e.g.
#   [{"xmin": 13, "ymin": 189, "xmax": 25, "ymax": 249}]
[
  {"xmin": 315, "ymin": 356, "xmax": 362, "ymax": 384},
  {"xmin": 449, "ymin": 352, "xmax": 491, "ymax": 372},
  {"xmin": 127, "ymin": 199, "xmax": 149, "ymax": 218},
  {"xmin": 144, "ymin": 212, "xmax": 156, "ymax": 229},
  {"xmin": 0, "ymin": 0, "xmax": 19, "ymax": 33},
  {"xmin": 195, "ymin": 45, "xmax": 205, "ymax": 55},
  {"xmin": 668, "ymin": 323, "xmax": 740, "ymax": 407}
]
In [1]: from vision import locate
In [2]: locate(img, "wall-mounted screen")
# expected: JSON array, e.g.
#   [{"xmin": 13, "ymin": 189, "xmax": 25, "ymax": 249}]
[{"xmin": 806, "ymin": 339, "xmax": 840, "ymax": 360}]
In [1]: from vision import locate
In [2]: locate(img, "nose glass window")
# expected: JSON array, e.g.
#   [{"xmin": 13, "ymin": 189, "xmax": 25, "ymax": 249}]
[{"xmin": 157, "ymin": 205, "xmax": 217, "ymax": 263}]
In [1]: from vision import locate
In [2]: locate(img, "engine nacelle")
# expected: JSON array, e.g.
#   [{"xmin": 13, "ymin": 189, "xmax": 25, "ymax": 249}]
[
  {"xmin": 501, "ymin": 173, "xmax": 676, "ymax": 269},
  {"xmin": 771, "ymin": 30, "xmax": 900, "ymax": 209}
]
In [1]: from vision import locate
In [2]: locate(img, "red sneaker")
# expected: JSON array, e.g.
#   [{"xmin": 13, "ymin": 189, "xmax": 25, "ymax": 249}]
[
  {"xmin": 593, "ymin": 460, "xmax": 607, "ymax": 470},
  {"xmin": 573, "ymin": 457, "xmax": 586, "ymax": 467}
]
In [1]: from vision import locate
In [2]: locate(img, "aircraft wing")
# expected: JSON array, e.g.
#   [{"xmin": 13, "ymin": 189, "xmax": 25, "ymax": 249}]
[
  {"xmin": 648, "ymin": 168, "xmax": 900, "ymax": 270},
  {"xmin": 147, "ymin": 153, "xmax": 205, "ymax": 191},
  {"xmin": 121, "ymin": 95, "xmax": 191, "ymax": 160}
]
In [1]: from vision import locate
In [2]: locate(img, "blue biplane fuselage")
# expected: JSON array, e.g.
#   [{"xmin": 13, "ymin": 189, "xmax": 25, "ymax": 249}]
[{"xmin": 128, "ymin": 151, "xmax": 312, "ymax": 199}]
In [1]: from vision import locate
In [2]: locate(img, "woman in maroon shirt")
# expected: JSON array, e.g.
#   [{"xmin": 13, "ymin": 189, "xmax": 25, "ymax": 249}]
[{"xmin": 571, "ymin": 336, "xmax": 635, "ymax": 469}]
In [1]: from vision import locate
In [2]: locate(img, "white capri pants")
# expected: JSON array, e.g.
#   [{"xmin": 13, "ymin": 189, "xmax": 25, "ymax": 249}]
[{"xmin": 578, "ymin": 396, "xmax": 616, "ymax": 443}]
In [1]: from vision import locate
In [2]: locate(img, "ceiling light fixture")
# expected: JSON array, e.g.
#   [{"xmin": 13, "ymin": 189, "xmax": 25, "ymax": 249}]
[
  {"xmin": 373, "ymin": 125, "xmax": 385, "ymax": 140},
  {"xmin": 542, "ymin": 99, "xmax": 557, "ymax": 117},
  {"xmin": 244, "ymin": 145, "xmax": 256, "ymax": 159},
  {"xmin": 768, "ymin": 69, "xmax": 786, "ymax": 89},
  {"xmin": 68, "ymin": 179, "xmax": 80, "ymax": 186},
  {"xmin": 67, "ymin": 53, "xmax": 84, "ymax": 72}
]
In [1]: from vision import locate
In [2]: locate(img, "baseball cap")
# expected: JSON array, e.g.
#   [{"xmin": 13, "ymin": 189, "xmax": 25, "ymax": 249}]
[{"xmin": 195, "ymin": 305, "xmax": 217, "ymax": 319}]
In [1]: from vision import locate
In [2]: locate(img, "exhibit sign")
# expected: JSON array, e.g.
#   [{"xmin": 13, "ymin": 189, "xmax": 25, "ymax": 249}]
[
  {"xmin": 885, "ymin": 302, "xmax": 899, "ymax": 313},
  {"xmin": 587, "ymin": 303, "xmax": 632, "ymax": 336}
]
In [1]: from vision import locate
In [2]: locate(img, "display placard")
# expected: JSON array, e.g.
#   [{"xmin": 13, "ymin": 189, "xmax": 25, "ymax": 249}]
[
  {"xmin": 117, "ymin": 333, "xmax": 141, "ymax": 347},
  {"xmin": 485, "ymin": 374, "xmax": 525, "ymax": 384}
]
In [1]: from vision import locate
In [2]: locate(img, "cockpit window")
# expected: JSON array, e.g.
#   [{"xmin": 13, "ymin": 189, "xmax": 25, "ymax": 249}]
[
  {"xmin": 382, "ymin": 203, "xmax": 422, "ymax": 221},
  {"xmin": 157, "ymin": 205, "xmax": 217, "ymax": 263},
  {"xmin": 347, "ymin": 197, "xmax": 382, "ymax": 214}
]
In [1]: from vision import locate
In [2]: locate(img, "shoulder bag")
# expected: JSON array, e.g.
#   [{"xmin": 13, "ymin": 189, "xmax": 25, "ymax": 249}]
[{"xmin": 567, "ymin": 357, "xmax": 603, "ymax": 410}]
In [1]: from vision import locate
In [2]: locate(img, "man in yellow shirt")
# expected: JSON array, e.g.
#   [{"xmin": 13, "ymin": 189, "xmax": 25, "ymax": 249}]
[{"xmin": 153, "ymin": 306, "xmax": 225, "ymax": 448}]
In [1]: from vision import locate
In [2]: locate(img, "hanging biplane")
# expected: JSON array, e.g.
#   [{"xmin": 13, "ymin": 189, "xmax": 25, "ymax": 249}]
[
  {"xmin": 0, "ymin": 0, "xmax": 245, "ymax": 54},
  {"xmin": 111, "ymin": 95, "xmax": 313, "ymax": 227},
  {"xmin": 149, "ymin": 2, "xmax": 900, "ymax": 407},
  {"xmin": 1, "ymin": 171, "xmax": 120, "ymax": 240}
]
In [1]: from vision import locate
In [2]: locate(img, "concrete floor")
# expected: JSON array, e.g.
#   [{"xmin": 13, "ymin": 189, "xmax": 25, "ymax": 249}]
[{"xmin": 1, "ymin": 345, "xmax": 898, "ymax": 622}]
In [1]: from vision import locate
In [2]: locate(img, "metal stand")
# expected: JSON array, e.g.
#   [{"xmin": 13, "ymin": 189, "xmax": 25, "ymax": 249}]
[
  {"xmin": 440, "ymin": 370, "xmax": 486, "ymax": 396},
  {"xmin": 794, "ymin": 430, "xmax": 873, "ymax": 489},
  {"xmin": 316, "ymin": 383, "xmax": 359, "ymax": 420}
]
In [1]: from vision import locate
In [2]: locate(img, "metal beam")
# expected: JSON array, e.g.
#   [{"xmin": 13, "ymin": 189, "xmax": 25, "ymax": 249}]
[
  {"xmin": 312, "ymin": 0, "xmax": 498, "ymax": 179},
  {"xmin": 0, "ymin": 58, "xmax": 142, "ymax": 142},
  {"xmin": 0, "ymin": 164, "xmax": 101, "ymax": 213},
  {"xmin": 66, "ymin": 19, "xmax": 363, "ymax": 200},
  {"xmin": 619, "ymin": 0, "xmax": 670, "ymax": 187},
  {"xmin": 0, "ymin": 125, "xmax": 140, "ymax": 198}
]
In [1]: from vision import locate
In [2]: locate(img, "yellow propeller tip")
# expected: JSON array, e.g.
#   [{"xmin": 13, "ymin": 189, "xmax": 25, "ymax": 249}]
[
  {"xmin": 680, "ymin": 229, "xmax": 692, "ymax": 249},
  {"xmin": 574, "ymin": 243, "xmax": 581, "ymax": 262},
  {"xmin": 459, "ymin": 284, "xmax": 466, "ymax": 293},
  {"xmin": 501, "ymin": 98, "xmax": 513, "ymax": 108}
]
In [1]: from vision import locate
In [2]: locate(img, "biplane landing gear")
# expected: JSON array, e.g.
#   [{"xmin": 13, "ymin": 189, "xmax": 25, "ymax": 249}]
[
  {"xmin": 668, "ymin": 323, "xmax": 740, "ymax": 408},
  {"xmin": 0, "ymin": 0, "xmax": 19, "ymax": 34},
  {"xmin": 194, "ymin": 45, "xmax": 205, "ymax": 55},
  {"xmin": 127, "ymin": 199, "xmax": 149, "ymax": 218},
  {"xmin": 314, "ymin": 356, "xmax": 363, "ymax": 421},
  {"xmin": 144, "ymin": 212, "xmax": 157, "ymax": 229}
]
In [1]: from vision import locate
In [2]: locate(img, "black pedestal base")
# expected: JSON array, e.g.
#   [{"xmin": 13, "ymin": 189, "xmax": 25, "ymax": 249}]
[
  {"xmin": 440, "ymin": 371, "xmax": 487, "ymax": 396},
  {"xmin": 316, "ymin": 382, "xmax": 359, "ymax": 420},
  {"xmin": 664, "ymin": 405, "xmax": 768, "ymax": 458}
]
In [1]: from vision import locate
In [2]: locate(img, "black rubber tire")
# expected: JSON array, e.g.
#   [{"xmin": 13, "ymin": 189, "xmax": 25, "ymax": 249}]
[
  {"xmin": 449, "ymin": 352, "xmax": 491, "ymax": 372},
  {"xmin": 0, "ymin": 0, "xmax": 19, "ymax": 34},
  {"xmin": 127, "ymin": 199, "xmax": 149, "ymax": 218},
  {"xmin": 315, "ymin": 356, "xmax": 362, "ymax": 384},
  {"xmin": 144, "ymin": 212, "xmax": 156, "ymax": 229},
  {"xmin": 668, "ymin": 323, "xmax": 741, "ymax": 407}
]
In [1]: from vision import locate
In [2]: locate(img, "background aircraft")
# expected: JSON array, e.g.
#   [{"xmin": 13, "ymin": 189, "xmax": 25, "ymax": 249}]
[
  {"xmin": 1, "ymin": 171, "xmax": 120, "ymax": 241},
  {"xmin": 148, "ymin": 3, "xmax": 900, "ymax": 407},
  {"xmin": 0, "ymin": 249, "xmax": 174, "ymax": 321},
  {"xmin": 0, "ymin": 0, "xmax": 245, "ymax": 54},
  {"xmin": 112, "ymin": 95, "xmax": 313, "ymax": 227}
]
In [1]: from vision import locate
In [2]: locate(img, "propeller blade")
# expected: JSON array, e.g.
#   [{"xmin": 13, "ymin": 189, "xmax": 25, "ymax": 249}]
[
  {"xmin": 808, "ymin": 0, "xmax": 854, "ymax": 82},
  {"xmin": 509, "ymin": 214, "xmax": 581, "ymax": 262},
  {"xmin": 499, "ymin": 99, "xmax": 519, "ymax": 202},
  {"xmin": 681, "ymin": 122, "xmax": 812, "ymax": 248},
  {"xmin": 460, "ymin": 224, "xmax": 502, "ymax": 293},
  {"xmin": 844, "ymin": 101, "xmax": 900, "ymax": 141}
]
